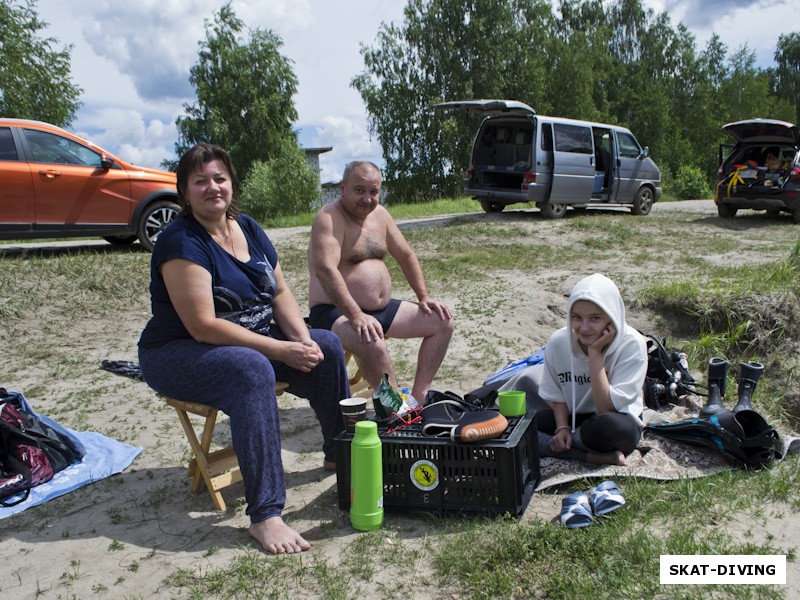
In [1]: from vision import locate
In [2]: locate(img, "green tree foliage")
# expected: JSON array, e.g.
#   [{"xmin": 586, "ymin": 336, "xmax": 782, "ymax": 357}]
[
  {"xmin": 0, "ymin": 0, "xmax": 82, "ymax": 126},
  {"xmin": 239, "ymin": 143, "xmax": 320, "ymax": 221},
  {"xmin": 722, "ymin": 46, "xmax": 772, "ymax": 122},
  {"xmin": 173, "ymin": 2, "xmax": 300, "ymax": 180},
  {"xmin": 769, "ymin": 33, "xmax": 800, "ymax": 125},
  {"xmin": 688, "ymin": 34, "xmax": 730, "ymax": 180},
  {"xmin": 670, "ymin": 165, "xmax": 712, "ymax": 200},
  {"xmin": 355, "ymin": 0, "xmax": 799, "ymax": 200},
  {"xmin": 353, "ymin": 0, "xmax": 555, "ymax": 201}
]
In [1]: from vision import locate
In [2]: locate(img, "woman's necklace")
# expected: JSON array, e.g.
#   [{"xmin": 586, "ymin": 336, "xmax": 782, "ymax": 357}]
[{"xmin": 213, "ymin": 219, "xmax": 238, "ymax": 260}]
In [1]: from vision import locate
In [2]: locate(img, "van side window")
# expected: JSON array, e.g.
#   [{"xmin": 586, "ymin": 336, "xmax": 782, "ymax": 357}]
[
  {"xmin": 0, "ymin": 127, "xmax": 18, "ymax": 161},
  {"xmin": 617, "ymin": 132, "xmax": 642, "ymax": 158},
  {"xmin": 554, "ymin": 124, "xmax": 592, "ymax": 154},
  {"xmin": 540, "ymin": 123, "xmax": 553, "ymax": 152}
]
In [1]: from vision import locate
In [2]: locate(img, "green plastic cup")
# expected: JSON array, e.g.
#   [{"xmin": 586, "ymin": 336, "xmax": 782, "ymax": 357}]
[{"xmin": 498, "ymin": 390, "xmax": 526, "ymax": 417}]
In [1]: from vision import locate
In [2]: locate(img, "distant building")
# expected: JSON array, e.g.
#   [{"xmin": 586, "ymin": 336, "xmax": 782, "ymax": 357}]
[
  {"xmin": 304, "ymin": 147, "xmax": 332, "ymax": 209},
  {"xmin": 304, "ymin": 148, "xmax": 388, "ymax": 207},
  {"xmin": 303, "ymin": 146, "xmax": 332, "ymax": 184},
  {"xmin": 319, "ymin": 181, "xmax": 342, "ymax": 205}
]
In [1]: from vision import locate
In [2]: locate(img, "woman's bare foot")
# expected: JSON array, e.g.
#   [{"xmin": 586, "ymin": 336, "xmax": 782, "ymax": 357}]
[
  {"xmin": 248, "ymin": 516, "xmax": 310, "ymax": 554},
  {"xmin": 587, "ymin": 450, "xmax": 629, "ymax": 467}
]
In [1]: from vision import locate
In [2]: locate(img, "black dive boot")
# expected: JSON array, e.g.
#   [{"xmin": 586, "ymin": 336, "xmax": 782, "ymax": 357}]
[
  {"xmin": 701, "ymin": 357, "xmax": 729, "ymax": 416},
  {"xmin": 733, "ymin": 361, "xmax": 764, "ymax": 413}
]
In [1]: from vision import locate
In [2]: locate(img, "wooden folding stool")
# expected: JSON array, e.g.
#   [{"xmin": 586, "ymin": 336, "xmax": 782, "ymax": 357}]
[{"xmin": 164, "ymin": 382, "xmax": 288, "ymax": 511}]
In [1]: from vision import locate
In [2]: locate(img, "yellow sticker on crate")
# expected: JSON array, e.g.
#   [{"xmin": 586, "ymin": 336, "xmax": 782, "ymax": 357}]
[{"xmin": 410, "ymin": 460, "xmax": 439, "ymax": 491}]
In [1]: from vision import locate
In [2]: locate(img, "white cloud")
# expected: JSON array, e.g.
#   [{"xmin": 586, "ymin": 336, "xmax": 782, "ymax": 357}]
[
  {"xmin": 237, "ymin": 0, "xmax": 315, "ymax": 32},
  {"xmin": 78, "ymin": 2, "xmax": 206, "ymax": 101},
  {"xmin": 312, "ymin": 116, "xmax": 378, "ymax": 158},
  {"xmin": 34, "ymin": 0, "xmax": 405, "ymax": 170},
  {"xmin": 649, "ymin": 0, "xmax": 791, "ymax": 66},
  {"xmin": 72, "ymin": 108, "xmax": 178, "ymax": 168},
  {"xmin": 311, "ymin": 116, "xmax": 382, "ymax": 182},
  {"xmin": 660, "ymin": 0, "xmax": 783, "ymax": 28}
]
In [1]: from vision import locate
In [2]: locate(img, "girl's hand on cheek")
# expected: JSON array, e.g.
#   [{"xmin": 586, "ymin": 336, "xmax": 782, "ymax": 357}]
[{"xmin": 590, "ymin": 323, "xmax": 616, "ymax": 352}]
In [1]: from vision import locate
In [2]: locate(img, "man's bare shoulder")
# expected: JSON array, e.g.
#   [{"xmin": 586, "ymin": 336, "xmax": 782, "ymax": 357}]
[
  {"xmin": 312, "ymin": 202, "xmax": 342, "ymax": 231},
  {"xmin": 315, "ymin": 201, "xmax": 340, "ymax": 220},
  {"xmin": 367, "ymin": 204, "xmax": 396, "ymax": 227}
]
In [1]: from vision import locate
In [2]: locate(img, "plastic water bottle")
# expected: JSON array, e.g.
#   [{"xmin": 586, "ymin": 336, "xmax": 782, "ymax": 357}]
[
  {"xmin": 350, "ymin": 420, "xmax": 383, "ymax": 531},
  {"xmin": 401, "ymin": 386, "xmax": 419, "ymax": 408}
]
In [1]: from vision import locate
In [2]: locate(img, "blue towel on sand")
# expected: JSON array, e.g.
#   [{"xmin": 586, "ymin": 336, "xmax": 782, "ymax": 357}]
[{"xmin": 0, "ymin": 427, "xmax": 142, "ymax": 519}]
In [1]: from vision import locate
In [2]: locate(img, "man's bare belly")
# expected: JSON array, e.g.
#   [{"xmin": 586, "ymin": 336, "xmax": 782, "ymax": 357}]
[
  {"xmin": 345, "ymin": 262, "xmax": 392, "ymax": 310},
  {"xmin": 310, "ymin": 258, "xmax": 392, "ymax": 311}
]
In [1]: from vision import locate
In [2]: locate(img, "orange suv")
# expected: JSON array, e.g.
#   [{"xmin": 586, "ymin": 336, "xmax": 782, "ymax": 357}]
[{"xmin": 0, "ymin": 118, "xmax": 178, "ymax": 251}]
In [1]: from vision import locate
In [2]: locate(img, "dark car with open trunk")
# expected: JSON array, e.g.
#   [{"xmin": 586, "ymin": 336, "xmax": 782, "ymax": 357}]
[{"xmin": 715, "ymin": 118, "xmax": 800, "ymax": 224}]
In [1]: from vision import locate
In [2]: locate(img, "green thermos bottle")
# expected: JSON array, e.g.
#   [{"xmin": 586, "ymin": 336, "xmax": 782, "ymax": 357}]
[{"xmin": 350, "ymin": 420, "xmax": 383, "ymax": 531}]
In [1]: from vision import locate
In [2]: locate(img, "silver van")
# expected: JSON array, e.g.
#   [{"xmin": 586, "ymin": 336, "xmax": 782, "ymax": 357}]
[{"xmin": 435, "ymin": 99, "xmax": 662, "ymax": 217}]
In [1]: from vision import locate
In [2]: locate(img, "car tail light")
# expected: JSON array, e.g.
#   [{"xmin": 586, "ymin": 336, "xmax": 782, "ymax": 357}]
[
  {"xmin": 789, "ymin": 165, "xmax": 800, "ymax": 180},
  {"xmin": 466, "ymin": 168, "xmax": 473, "ymax": 178},
  {"xmin": 524, "ymin": 172, "xmax": 536, "ymax": 183}
]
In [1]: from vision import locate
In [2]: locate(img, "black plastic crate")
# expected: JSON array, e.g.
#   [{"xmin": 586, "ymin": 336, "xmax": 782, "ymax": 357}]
[{"xmin": 334, "ymin": 410, "xmax": 539, "ymax": 517}]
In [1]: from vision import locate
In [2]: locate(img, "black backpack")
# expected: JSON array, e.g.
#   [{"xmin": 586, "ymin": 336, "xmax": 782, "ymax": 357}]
[{"xmin": 0, "ymin": 389, "xmax": 84, "ymax": 505}]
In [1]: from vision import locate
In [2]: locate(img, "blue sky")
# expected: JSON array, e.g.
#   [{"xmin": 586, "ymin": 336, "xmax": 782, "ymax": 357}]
[{"xmin": 34, "ymin": 0, "xmax": 799, "ymax": 182}]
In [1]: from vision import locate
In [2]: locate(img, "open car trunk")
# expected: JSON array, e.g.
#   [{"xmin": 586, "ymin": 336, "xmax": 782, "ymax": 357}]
[{"xmin": 724, "ymin": 145, "xmax": 796, "ymax": 196}]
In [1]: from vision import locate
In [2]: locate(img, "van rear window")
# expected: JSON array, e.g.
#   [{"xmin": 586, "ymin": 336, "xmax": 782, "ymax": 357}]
[{"xmin": 554, "ymin": 124, "xmax": 592, "ymax": 154}]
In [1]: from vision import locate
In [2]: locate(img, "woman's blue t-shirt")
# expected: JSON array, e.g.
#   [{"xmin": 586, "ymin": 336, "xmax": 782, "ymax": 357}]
[{"xmin": 138, "ymin": 214, "xmax": 279, "ymax": 348}]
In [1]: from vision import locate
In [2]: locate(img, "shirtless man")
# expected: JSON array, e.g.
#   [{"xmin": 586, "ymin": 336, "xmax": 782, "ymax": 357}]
[{"xmin": 308, "ymin": 161, "xmax": 453, "ymax": 402}]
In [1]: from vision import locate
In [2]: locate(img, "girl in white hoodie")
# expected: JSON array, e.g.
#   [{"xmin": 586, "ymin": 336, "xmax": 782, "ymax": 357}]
[{"xmin": 534, "ymin": 273, "xmax": 647, "ymax": 466}]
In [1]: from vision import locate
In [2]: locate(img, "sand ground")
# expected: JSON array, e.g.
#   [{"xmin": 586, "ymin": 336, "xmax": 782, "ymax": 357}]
[{"xmin": 1, "ymin": 200, "xmax": 798, "ymax": 598}]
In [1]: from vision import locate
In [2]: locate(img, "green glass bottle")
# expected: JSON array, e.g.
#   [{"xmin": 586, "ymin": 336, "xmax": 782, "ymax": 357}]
[{"xmin": 350, "ymin": 420, "xmax": 383, "ymax": 531}]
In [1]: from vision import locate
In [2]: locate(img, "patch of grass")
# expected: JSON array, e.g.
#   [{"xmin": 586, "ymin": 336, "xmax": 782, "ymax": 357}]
[
  {"xmin": 0, "ymin": 248, "xmax": 150, "ymax": 319},
  {"xmin": 432, "ymin": 474, "xmax": 795, "ymax": 599},
  {"xmin": 259, "ymin": 197, "xmax": 480, "ymax": 229},
  {"xmin": 639, "ymin": 246, "xmax": 800, "ymax": 355},
  {"xmin": 638, "ymin": 245, "xmax": 800, "ymax": 426},
  {"xmin": 385, "ymin": 196, "xmax": 481, "ymax": 220},
  {"xmin": 163, "ymin": 550, "xmax": 341, "ymax": 600}
]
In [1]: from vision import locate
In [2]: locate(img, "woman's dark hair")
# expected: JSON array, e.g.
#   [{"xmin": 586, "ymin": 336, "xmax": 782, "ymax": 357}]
[
  {"xmin": 764, "ymin": 146, "xmax": 780, "ymax": 160},
  {"xmin": 175, "ymin": 143, "xmax": 241, "ymax": 219}
]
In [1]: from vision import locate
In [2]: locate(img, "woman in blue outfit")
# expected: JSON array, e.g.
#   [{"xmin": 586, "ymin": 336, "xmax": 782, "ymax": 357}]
[{"xmin": 138, "ymin": 143, "xmax": 349, "ymax": 554}]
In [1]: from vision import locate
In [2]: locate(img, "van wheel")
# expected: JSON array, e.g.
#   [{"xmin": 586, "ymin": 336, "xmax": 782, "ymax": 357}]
[
  {"xmin": 632, "ymin": 187, "xmax": 654, "ymax": 215},
  {"xmin": 137, "ymin": 200, "xmax": 179, "ymax": 251},
  {"xmin": 538, "ymin": 202, "xmax": 567, "ymax": 218},
  {"xmin": 791, "ymin": 205, "xmax": 800, "ymax": 224},
  {"xmin": 480, "ymin": 200, "xmax": 505, "ymax": 213},
  {"xmin": 717, "ymin": 203, "xmax": 738, "ymax": 219}
]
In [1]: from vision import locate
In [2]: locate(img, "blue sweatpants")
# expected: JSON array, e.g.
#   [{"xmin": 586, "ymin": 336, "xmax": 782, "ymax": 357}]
[{"xmin": 139, "ymin": 327, "xmax": 349, "ymax": 523}]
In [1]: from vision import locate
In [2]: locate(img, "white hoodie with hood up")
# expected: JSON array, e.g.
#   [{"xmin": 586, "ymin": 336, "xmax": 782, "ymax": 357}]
[{"xmin": 538, "ymin": 273, "xmax": 647, "ymax": 428}]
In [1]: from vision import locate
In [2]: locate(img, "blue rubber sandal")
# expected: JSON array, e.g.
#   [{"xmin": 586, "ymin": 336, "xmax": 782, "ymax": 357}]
[
  {"xmin": 589, "ymin": 480, "xmax": 626, "ymax": 516},
  {"xmin": 560, "ymin": 491, "xmax": 593, "ymax": 528}
]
